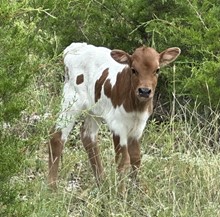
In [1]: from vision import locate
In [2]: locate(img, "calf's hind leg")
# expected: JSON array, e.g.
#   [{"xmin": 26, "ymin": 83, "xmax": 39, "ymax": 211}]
[
  {"xmin": 48, "ymin": 89, "xmax": 79, "ymax": 189},
  {"xmin": 48, "ymin": 129, "xmax": 64, "ymax": 189},
  {"xmin": 48, "ymin": 117, "xmax": 76, "ymax": 189}
]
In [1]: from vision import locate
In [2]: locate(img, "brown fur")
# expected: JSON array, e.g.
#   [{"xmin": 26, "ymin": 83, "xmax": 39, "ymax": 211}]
[
  {"xmin": 48, "ymin": 130, "xmax": 64, "ymax": 189},
  {"xmin": 76, "ymin": 74, "xmax": 84, "ymax": 85},
  {"xmin": 94, "ymin": 68, "xmax": 109, "ymax": 102},
  {"xmin": 110, "ymin": 68, "xmax": 152, "ymax": 112},
  {"xmin": 103, "ymin": 78, "xmax": 112, "ymax": 99}
]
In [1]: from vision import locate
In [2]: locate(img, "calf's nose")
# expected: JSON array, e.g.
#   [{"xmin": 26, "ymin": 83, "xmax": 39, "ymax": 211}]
[{"xmin": 138, "ymin": 88, "xmax": 151, "ymax": 98}]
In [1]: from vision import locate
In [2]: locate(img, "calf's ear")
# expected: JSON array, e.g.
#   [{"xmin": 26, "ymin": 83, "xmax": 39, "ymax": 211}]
[
  {"xmin": 159, "ymin": 47, "xmax": 181, "ymax": 67},
  {"xmin": 111, "ymin": 50, "xmax": 131, "ymax": 65}
]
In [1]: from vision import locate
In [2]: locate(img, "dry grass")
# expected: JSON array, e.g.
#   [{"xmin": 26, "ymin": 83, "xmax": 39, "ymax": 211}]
[{"xmin": 1, "ymin": 68, "xmax": 220, "ymax": 217}]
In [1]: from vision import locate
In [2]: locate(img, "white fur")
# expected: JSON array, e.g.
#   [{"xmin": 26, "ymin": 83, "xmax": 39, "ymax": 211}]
[{"xmin": 57, "ymin": 43, "xmax": 151, "ymax": 145}]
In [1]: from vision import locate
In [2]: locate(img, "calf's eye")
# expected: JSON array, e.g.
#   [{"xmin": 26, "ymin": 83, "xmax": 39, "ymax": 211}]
[{"xmin": 155, "ymin": 68, "xmax": 160, "ymax": 75}]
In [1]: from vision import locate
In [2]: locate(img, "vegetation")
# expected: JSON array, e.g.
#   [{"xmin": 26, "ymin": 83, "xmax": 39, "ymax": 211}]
[{"xmin": 0, "ymin": 0, "xmax": 219, "ymax": 216}]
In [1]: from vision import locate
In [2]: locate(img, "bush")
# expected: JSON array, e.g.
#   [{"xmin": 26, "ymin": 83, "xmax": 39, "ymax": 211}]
[
  {"xmin": 0, "ymin": 1, "xmax": 59, "ymax": 213},
  {"xmin": 185, "ymin": 61, "xmax": 220, "ymax": 109}
]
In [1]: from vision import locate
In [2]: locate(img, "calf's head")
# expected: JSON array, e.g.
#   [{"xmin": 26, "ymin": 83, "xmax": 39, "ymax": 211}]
[{"xmin": 111, "ymin": 46, "xmax": 181, "ymax": 101}]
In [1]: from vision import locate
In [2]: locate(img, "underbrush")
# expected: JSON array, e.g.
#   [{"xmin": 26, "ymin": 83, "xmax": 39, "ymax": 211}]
[{"xmin": 1, "ymin": 70, "xmax": 220, "ymax": 217}]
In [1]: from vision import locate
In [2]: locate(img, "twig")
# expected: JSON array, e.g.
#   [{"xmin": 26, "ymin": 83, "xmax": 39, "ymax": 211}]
[
  {"xmin": 186, "ymin": 0, "xmax": 209, "ymax": 30},
  {"xmin": 129, "ymin": 16, "xmax": 178, "ymax": 35}
]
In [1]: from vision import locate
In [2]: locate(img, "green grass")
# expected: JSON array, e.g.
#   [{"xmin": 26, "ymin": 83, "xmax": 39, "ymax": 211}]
[
  {"xmin": 3, "ymin": 139, "xmax": 220, "ymax": 217},
  {"xmin": 1, "ymin": 69, "xmax": 220, "ymax": 217}
]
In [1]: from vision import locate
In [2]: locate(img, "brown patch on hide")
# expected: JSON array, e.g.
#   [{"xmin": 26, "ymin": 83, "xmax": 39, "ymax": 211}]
[
  {"xmin": 94, "ymin": 68, "xmax": 109, "ymax": 102},
  {"xmin": 104, "ymin": 79, "xmax": 112, "ymax": 99},
  {"xmin": 76, "ymin": 74, "xmax": 84, "ymax": 85}
]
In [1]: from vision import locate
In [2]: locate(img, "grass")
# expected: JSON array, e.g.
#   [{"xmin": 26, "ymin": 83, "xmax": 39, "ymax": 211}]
[
  {"xmin": 1, "ymin": 65, "xmax": 220, "ymax": 217},
  {"xmin": 4, "ymin": 137, "xmax": 220, "ymax": 217}
]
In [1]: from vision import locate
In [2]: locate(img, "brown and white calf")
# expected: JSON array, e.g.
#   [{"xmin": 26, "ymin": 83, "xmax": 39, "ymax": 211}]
[{"xmin": 48, "ymin": 42, "xmax": 180, "ymax": 189}]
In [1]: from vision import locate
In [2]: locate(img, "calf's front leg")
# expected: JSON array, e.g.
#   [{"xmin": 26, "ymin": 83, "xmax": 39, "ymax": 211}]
[
  {"xmin": 117, "ymin": 146, "xmax": 130, "ymax": 173},
  {"xmin": 113, "ymin": 135, "xmax": 140, "ymax": 174},
  {"xmin": 117, "ymin": 145, "xmax": 130, "ymax": 193},
  {"xmin": 128, "ymin": 138, "xmax": 141, "ymax": 179}
]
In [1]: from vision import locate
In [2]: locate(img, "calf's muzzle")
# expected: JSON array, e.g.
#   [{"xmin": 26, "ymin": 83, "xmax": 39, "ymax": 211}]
[{"xmin": 138, "ymin": 88, "xmax": 151, "ymax": 98}]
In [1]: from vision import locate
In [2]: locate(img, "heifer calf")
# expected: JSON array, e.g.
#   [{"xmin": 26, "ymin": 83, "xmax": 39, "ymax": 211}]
[{"xmin": 48, "ymin": 42, "xmax": 180, "ymax": 189}]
